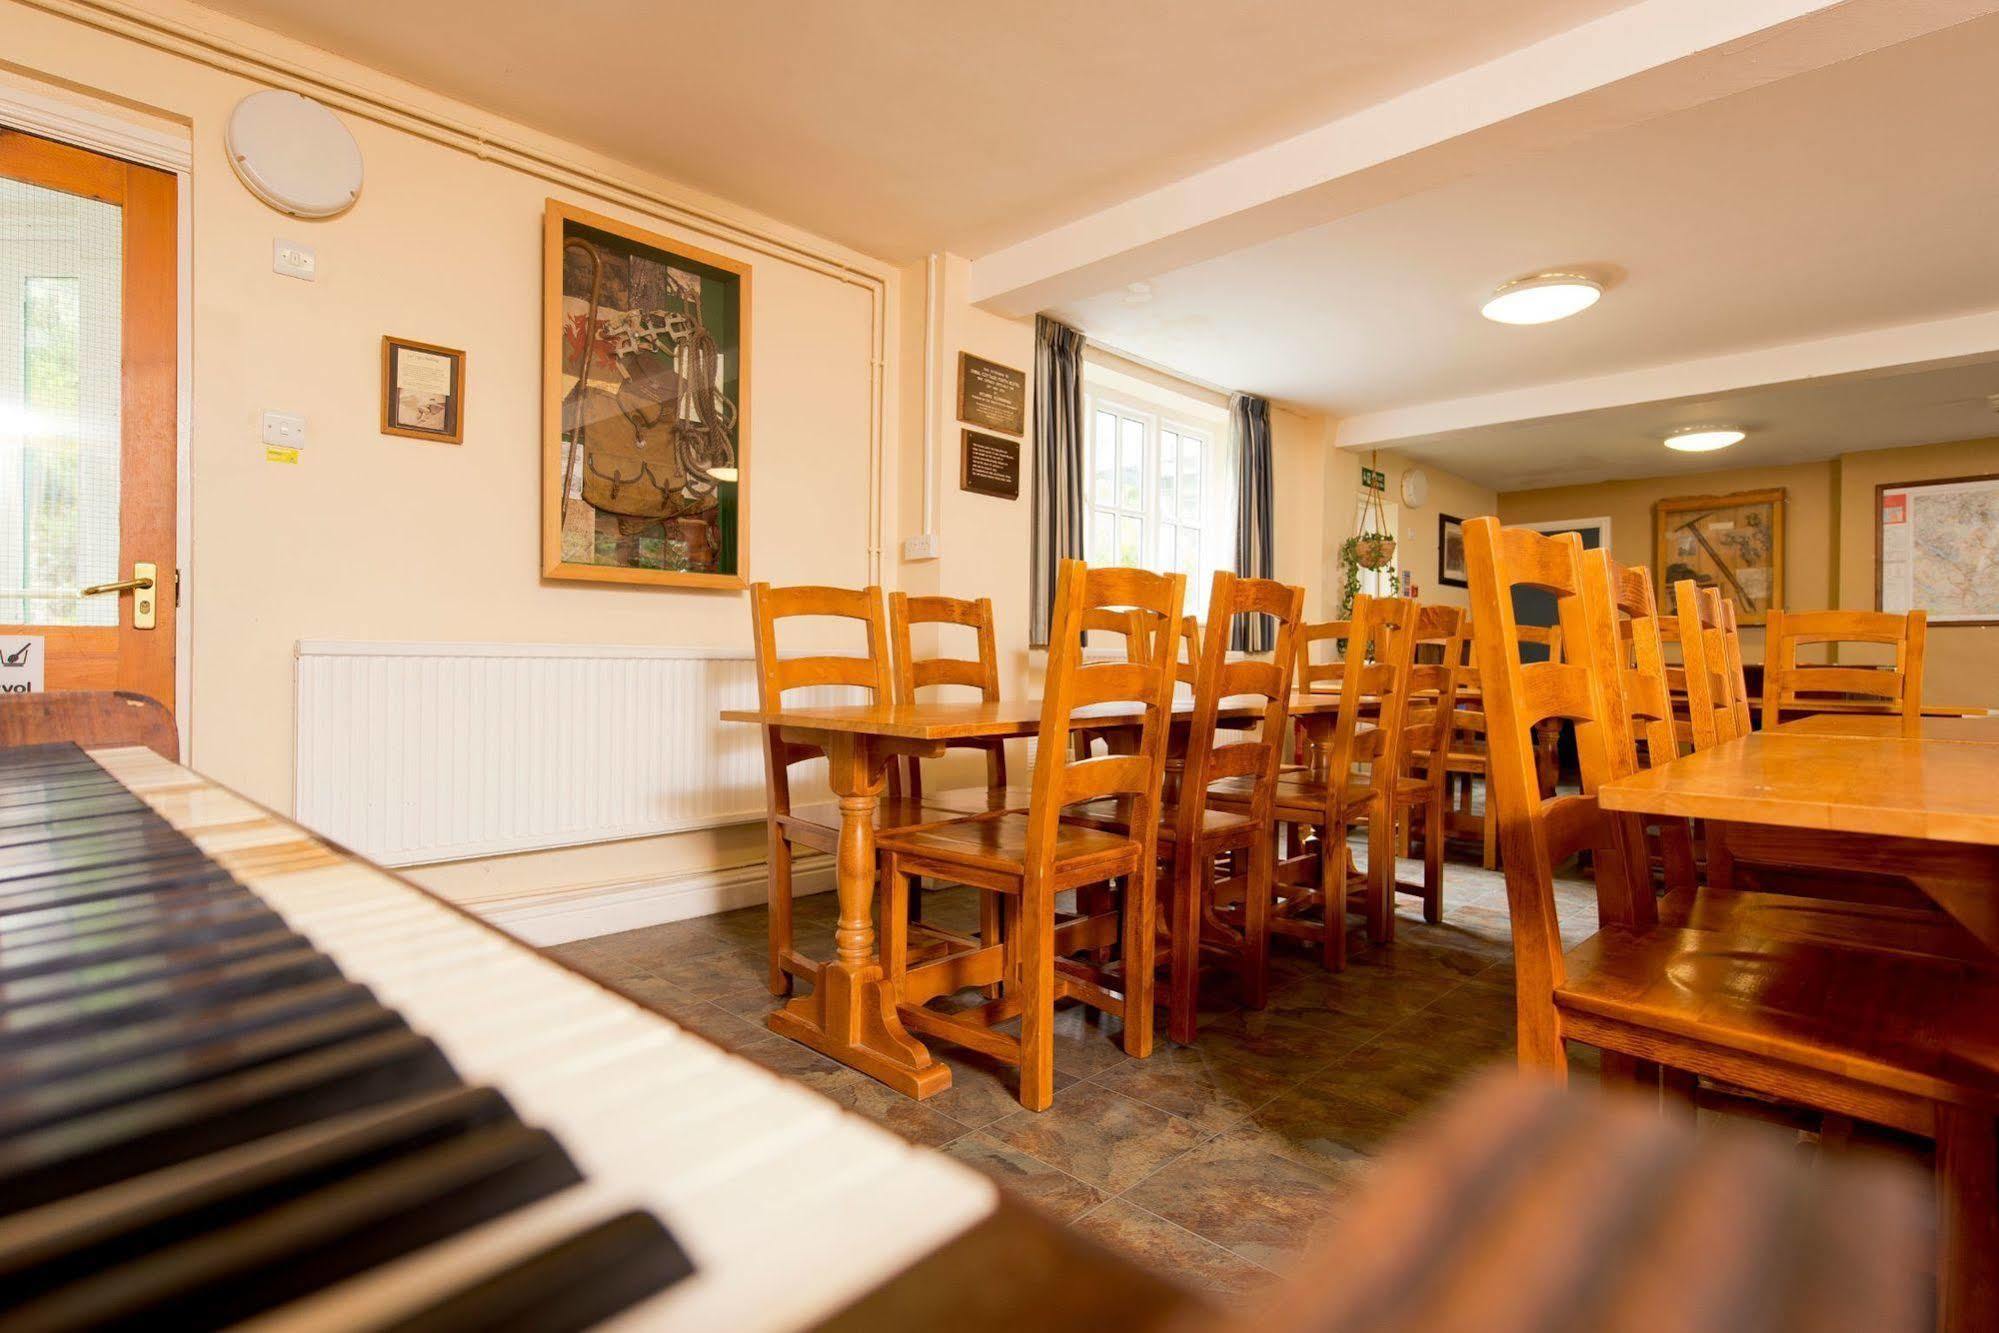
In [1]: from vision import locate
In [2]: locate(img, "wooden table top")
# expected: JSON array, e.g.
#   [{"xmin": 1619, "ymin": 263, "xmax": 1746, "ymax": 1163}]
[
  {"xmin": 721, "ymin": 692, "xmax": 1342, "ymax": 739},
  {"xmin": 1773, "ymin": 714, "xmax": 1999, "ymax": 743},
  {"xmin": 1599, "ymin": 732, "xmax": 1999, "ymax": 846}
]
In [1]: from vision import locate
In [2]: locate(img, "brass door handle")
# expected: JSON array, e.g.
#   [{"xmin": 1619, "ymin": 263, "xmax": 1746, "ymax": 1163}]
[{"xmin": 80, "ymin": 576, "xmax": 155, "ymax": 596}]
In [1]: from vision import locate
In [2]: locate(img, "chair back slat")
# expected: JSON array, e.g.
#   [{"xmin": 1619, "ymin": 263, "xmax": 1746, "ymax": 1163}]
[
  {"xmin": 1762, "ymin": 607, "xmax": 1927, "ymax": 736},
  {"xmin": 1463, "ymin": 519, "xmax": 1644, "ymax": 1060},
  {"xmin": 1673, "ymin": 582, "xmax": 1742, "ymax": 751},
  {"xmin": 1295, "ymin": 620, "xmax": 1351, "ymax": 693},
  {"xmin": 750, "ymin": 582, "xmax": 894, "ymax": 813},
  {"xmin": 1717, "ymin": 599, "xmax": 1754, "ymax": 737},
  {"xmin": 1402, "ymin": 605, "xmax": 1468, "ymax": 793},
  {"xmin": 1030, "ymin": 561, "xmax": 1186, "ymax": 870},
  {"xmin": 1305, "ymin": 595, "xmax": 1419, "ymax": 826},
  {"xmin": 888, "ymin": 591, "xmax": 1004, "ymax": 798},
  {"xmin": 1175, "ymin": 572, "xmax": 1306, "ymax": 846}
]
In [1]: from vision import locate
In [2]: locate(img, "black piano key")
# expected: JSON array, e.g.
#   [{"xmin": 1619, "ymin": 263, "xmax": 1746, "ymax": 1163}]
[
  {"xmin": 386, "ymin": 1211, "xmax": 695, "ymax": 1333},
  {"xmin": 0, "ymin": 1001, "xmax": 406, "ymax": 1138},
  {"xmin": 0, "ymin": 810, "xmax": 169, "ymax": 851},
  {"xmin": 0, "ymin": 824, "xmax": 214, "ymax": 885},
  {"xmin": 0, "ymin": 948, "xmax": 340, "ymax": 1053},
  {"xmin": 0, "ymin": 1028, "xmax": 460, "ymax": 1214},
  {"xmin": 0, "ymin": 791, "xmax": 147, "ymax": 828},
  {"xmin": 0, "ymin": 883, "xmax": 264, "ymax": 944},
  {"xmin": 0, "ymin": 907, "xmax": 290, "ymax": 982},
  {"xmin": 10, "ymin": 1123, "xmax": 582, "ymax": 1330},
  {"xmin": 0, "ymin": 928, "xmax": 316, "ymax": 1011},
  {"xmin": 0, "ymin": 977, "xmax": 373, "ymax": 1089},
  {"xmin": 0, "ymin": 1085, "xmax": 517, "ymax": 1306},
  {"xmin": 0, "ymin": 775, "xmax": 129, "ymax": 808},
  {"xmin": 0, "ymin": 856, "xmax": 236, "ymax": 918}
]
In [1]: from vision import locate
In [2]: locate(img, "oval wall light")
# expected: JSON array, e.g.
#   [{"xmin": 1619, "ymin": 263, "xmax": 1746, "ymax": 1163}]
[
  {"xmin": 1664, "ymin": 426, "xmax": 1746, "ymax": 453},
  {"xmin": 1480, "ymin": 272, "xmax": 1603, "ymax": 325}
]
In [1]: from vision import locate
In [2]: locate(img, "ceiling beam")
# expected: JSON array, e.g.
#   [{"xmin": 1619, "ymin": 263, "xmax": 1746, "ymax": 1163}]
[
  {"xmin": 968, "ymin": 0, "xmax": 1999, "ymax": 317},
  {"xmin": 1333, "ymin": 307, "xmax": 1999, "ymax": 450}
]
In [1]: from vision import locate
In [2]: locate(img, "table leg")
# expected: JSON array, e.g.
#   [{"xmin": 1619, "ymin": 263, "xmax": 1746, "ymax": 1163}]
[{"xmin": 765, "ymin": 732, "xmax": 951, "ymax": 1098}]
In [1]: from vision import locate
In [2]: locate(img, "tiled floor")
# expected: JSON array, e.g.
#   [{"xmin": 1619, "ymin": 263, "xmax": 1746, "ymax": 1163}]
[{"xmin": 542, "ymin": 848, "xmax": 1606, "ymax": 1304}]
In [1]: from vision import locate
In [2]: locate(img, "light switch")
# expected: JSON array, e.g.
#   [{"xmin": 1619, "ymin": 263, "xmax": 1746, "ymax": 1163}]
[
  {"xmin": 273, "ymin": 238, "xmax": 316, "ymax": 281},
  {"xmin": 261, "ymin": 411, "xmax": 307, "ymax": 448},
  {"xmin": 902, "ymin": 533, "xmax": 940, "ymax": 561}
]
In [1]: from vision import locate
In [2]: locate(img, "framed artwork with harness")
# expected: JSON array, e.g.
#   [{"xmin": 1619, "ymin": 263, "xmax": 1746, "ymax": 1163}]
[{"xmin": 542, "ymin": 199, "xmax": 750, "ymax": 588}]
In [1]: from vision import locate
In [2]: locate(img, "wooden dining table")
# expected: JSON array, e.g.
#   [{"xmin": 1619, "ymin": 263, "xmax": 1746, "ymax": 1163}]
[
  {"xmin": 720, "ymin": 693, "xmax": 1343, "ymax": 1096},
  {"xmin": 1599, "ymin": 715, "xmax": 1999, "ymax": 954}
]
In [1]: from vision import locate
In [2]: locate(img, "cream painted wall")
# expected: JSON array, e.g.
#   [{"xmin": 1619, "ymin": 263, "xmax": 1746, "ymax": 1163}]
[
  {"xmin": 1498, "ymin": 439, "xmax": 1999, "ymax": 709},
  {"xmin": 4, "ymin": 0, "xmax": 901, "ymax": 914}
]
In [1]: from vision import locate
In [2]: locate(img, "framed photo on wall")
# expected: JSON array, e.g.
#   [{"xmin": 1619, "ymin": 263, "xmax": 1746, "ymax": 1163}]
[
  {"xmin": 1653, "ymin": 487, "xmax": 1785, "ymax": 625},
  {"xmin": 381, "ymin": 336, "xmax": 465, "ymax": 444},
  {"xmin": 1876, "ymin": 473, "xmax": 1999, "ymax": 625},
  {"xmin": 541, "ymin": 199, "xmax": 750, "ymax": 589},
  {"xmin": 1436, "ymin": 513, "xmax": 1468, "ymax": 588}
]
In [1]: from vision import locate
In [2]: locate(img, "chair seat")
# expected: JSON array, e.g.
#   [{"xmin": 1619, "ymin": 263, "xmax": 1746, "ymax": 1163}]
[
  {"xmin": 1062, "ymin": 796, "xmax": 1255, "ymax": 843},
  {"xmin": 780, "ymin": 797, "xmax": 952, "ymax": 837},
  {"xmin": 878, "ymin": 811, "xmax": 1142, "ymax": 880},
  {"xmin": 1657, "ymin": 887, "xmax": 1989, "ymax": 965},
  {"xmin": 1557, "ymin": 924, "xmax": 1999, "ymax": 1107},
  {"xmin": 921, "ymin": 785, "xmax": 1036, "ymax": 815}
]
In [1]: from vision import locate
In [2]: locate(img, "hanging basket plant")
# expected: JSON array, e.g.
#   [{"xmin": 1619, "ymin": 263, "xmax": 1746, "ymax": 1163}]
[{"xmin": 1352, "ymin": 532, "xmax": 1397, "ymax": 570}]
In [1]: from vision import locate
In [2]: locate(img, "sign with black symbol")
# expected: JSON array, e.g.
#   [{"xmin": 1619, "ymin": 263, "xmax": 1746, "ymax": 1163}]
[
  {"xmin": 0, "ymin": 637, "xmax": 44, "ymax": 694},
  {"xmin": 961, "ymin": 429, "xmax": 1021, "ymax": 500}
]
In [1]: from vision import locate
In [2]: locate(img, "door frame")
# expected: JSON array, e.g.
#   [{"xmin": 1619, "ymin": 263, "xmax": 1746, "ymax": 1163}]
[{"xmin": 0, "ymin": 77, "xmax": 194, "ymax": 755}]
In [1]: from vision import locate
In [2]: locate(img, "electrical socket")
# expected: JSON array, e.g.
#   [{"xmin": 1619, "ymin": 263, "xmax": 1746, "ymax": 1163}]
[{"xmin": 902, "ymin": 533, "xmax": 940, "ymax": 561}]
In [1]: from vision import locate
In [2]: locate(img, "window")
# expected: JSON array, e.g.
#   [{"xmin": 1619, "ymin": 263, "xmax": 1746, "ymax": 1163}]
[{"xmin": 1084, "ymin": 394, "xmax": 1235, "ymax": 593}]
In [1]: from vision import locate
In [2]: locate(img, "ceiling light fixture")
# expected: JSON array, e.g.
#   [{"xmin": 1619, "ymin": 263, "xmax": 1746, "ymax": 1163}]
[
  {"xmin": 1480, "ymin": 272, "xmax": 1603, "ymax": 325},
  {"xmin": 1663, "ymin": 426, "xmax": 1746, "ymax": 453}
]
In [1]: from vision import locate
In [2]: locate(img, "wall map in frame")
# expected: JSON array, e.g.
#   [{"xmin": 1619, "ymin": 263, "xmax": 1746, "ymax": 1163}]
[
  {"xmin": 542, "ymin": 200, "xmax": 748, "ymax": 589},
  {"xmin": 956, "ymin": 352, "xmax": 1026, "ymax": 436},
  {"xmin": 1878, "ymin": 473, "xmax": 1999, "ymax": 625},
  {"xmin": 1653, "ymin": 487, "xmax": 1785, "ymax": 625},
  {"xmin": 960, "ymin": 429, "xmax": 1020, "ymax": 500}
]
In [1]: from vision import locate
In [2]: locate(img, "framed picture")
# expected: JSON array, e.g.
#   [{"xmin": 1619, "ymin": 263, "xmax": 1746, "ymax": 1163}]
[
  {"xmin": 1436, "ymin": 513, "xmax": 1468, "ymax": 588},
  {"xmin": 542, "ymin": 199, "xmax": 749, "ymax": 589},
  {"xmin": 1653, "ymin": 487, "xmax": 1785, "ymax": 625},
  {"xmin": 1876, "ymin": 473, "xmax": 1999, "ymax": 625},
  {"xmin": 380, "ymin": 336, "xmax": 464, "ymax": 444}
]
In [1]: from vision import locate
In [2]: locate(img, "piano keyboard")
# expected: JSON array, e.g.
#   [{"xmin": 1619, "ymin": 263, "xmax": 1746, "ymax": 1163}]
[{"xmin": 1, "ymin": 743, "xmax": 995, "ymax": 1331}]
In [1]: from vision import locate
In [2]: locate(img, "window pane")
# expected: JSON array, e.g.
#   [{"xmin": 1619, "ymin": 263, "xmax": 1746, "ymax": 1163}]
[
  {"xmin": 1156, "ymin": 522, "xmax": 1175, "ymax": 571},
  {"xmin": 1091, "ymin": 509, "xmax": 1112, "ymax": 562},
  {"xmin": 1180, "ymin": 529, "xmax": 1200, "ymax": 579},
  {"xmin": 1158, "ymin": 430, "xmax": 1177, "ymax": 520},
  {"xmin": 1180, "ymin": 436, "xmax": 1202, "ymax": 524},
  {"xmin": 1118, "ymin": 515, "xmax": 1142, "ymax": 566},
  {"xmin": 1093, "ymin": 410, "xmax": 1117, "ymax": 506},
  {"xmin": 1119, "ymin": 417, "xmax": 1143, "ymax": 509},
  {"xmin": 2, "ymin": 180, "xmax": 123, "ymax": 627}
]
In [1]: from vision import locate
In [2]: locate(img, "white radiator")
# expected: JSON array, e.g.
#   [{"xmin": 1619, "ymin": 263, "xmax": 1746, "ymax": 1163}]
[{"xmin": 294, "ymin": 640, "xmax": 854, "ymax": 866}]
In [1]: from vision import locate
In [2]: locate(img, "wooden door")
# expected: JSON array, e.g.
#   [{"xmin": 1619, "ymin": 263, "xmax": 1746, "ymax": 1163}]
[{"xmin": 0, "ymin": 129, "xmax": 177, "ymax": 707}]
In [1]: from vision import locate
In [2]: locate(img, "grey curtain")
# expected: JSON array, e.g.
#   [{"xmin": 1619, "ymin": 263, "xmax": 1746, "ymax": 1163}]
[
  {"xmin": 1231, "ymin": 393, "xmax": 1276, "ymax": 652},
  {"xmin": 1030, "ymin": 315, "xmax": 1087, "ymax": 647}
]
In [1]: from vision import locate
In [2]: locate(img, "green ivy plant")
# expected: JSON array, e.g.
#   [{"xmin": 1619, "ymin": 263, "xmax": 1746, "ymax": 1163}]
[{"xmin": 1338, "ymin": 532, "xmax": 1394, "ymax": 618}]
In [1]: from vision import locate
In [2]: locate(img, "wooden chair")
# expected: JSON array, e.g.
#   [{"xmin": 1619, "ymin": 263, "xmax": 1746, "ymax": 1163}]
[
  {"xmin": 750, "ymin": 583, "xmax": 946, "ymax": 996},
  {"xmin": 1717, "ymin": 596, "xmax": 1755, "ymax": 737},
  {"xmin": 1674, "ymin": 582, "xmax": 1747, "ymax": 750},
  {"xmin": 0, "ymin": 691, "xmax": 177, "ymax": 761},
  {"xmin": 1763, "ymin": 608, "xmax": 1928, "ymax": 736},
  {"xmin": 877, "ymin": 560, "xmax": 1186, "ymax": 1109},
  {"xmin": 1393, "ymin": 606, "xmax": 1469, "ymax": 924},
  {"xmin": 1074, "ymin": 572, "xmax": 1305, "ymax": 1044},
  {"xmin": 1464, "ymin": 516, "xmax": 1999, "ymax": 1332},
  {"xmin": 888, "ymin": 593, "xmax": 1030, "ymax": 816},
  {"xmin": 1239, "ymin": 596, "xmax": 1419, "ymax": 969}
]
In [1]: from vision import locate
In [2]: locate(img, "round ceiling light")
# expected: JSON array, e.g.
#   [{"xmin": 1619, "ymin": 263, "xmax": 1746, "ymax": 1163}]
[
  {"xmin": 1480, "ymin": 272, "xmax": 1603, "ymax": 325},
  {"xmin": 1664, "ymin": 426, "xmax": 1746, "ymax": 453}
]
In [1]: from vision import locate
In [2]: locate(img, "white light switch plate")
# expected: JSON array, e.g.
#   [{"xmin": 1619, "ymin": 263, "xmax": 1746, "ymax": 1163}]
[
  {"xmin": 261, "ymin": 411, "xmax": 307, "ymax": 448},
  {"xmin": 902, "ymin": 533, "xmax": 940, "ymax": 561},
  {"xmin": 273, "ymin": 238, "xmax": 316, "ymax": 281}
]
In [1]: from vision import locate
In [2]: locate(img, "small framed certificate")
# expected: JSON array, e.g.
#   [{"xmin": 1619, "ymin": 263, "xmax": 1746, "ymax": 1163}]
[{"xmin": 381, "ymin": 336, "xmax": 466, "ymax": 444}]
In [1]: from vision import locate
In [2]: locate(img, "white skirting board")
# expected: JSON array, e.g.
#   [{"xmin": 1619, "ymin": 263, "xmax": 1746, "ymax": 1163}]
[
  {"xmin": 473, "ymin": 854, "xmax": 834, "ymax": 947},
  {"xmin": 294, "ymin": 639, "xmax": 860, "ymax": 866}
]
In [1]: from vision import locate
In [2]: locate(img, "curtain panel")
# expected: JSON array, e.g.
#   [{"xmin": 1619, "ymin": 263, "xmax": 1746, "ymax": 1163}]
[
  {"xmin": 1030, "ymin": 315, "xmax": 1087, "ymax": 647},
  {"xmin": 1231, "ymin": 393, "xmax": 1276, "ymax": 651}
]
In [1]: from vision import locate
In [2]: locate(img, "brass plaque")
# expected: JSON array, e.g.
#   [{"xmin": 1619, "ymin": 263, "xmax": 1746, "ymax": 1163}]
[
  {"xmin": 956, "ymin": 352, "xmax": 1026, "ymax": 436},
  {"xmin": 960, "ymin": 429, "xmax": 1021, "ymax": 500}
]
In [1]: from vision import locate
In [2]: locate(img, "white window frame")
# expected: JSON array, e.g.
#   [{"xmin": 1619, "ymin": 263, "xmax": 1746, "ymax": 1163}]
[{"xmin": 1082, "ymin": 391, "xmax": 1235, "ymax": 596}]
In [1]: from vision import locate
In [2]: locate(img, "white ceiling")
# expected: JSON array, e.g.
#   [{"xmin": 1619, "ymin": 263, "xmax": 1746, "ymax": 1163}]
[
  {"xmin": 198, "ymin": 0, "xmax": 1632, "ymax": 258},
  {"xmin": 1390, "ymin": 357, "xmax": 1999, "ymax": 491},
  {"xmin": 1057, "ymin": 13, "xmax": 1999, "ymax": 420}
]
